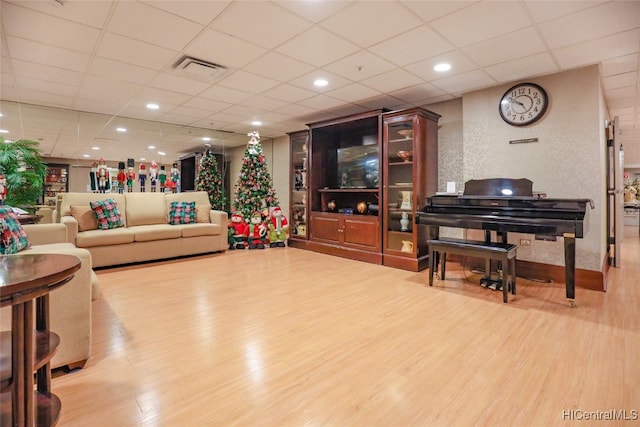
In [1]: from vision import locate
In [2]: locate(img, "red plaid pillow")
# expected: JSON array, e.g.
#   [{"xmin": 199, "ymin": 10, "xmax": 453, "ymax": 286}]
[{"xmin": 90, "ymin": 199, "xmax": 124, "ymax": 230}]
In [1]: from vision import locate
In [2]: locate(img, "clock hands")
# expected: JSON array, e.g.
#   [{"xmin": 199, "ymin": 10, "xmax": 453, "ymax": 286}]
[{"xmin": 508, "ymin": 96, "xmax": 525, "ymax": 107}]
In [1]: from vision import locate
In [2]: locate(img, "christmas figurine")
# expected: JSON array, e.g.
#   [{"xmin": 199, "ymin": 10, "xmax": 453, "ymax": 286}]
[
  {"xmin": 97, "ymin": 158, "xmax": 110, "ymax": 193},
  {"xmin": 169, "ymin": 162, "xmax": 180, "ymax": 193},
  {"xmin": 0, "ymin": 170, "xmax": 6, "ymax": 205},
  {"xmin": 117, "ymin": 162, "xmax": 126, "ymax": 194},
  {"xmin": 268, "ymin": 206, "xmax": 289, "ymax": 247},
  {"xmin": 139, "ymin": 164, "xmax": 147, "ymax": 192},
  {"xmin": 228, "ymin": 212, "xmax": 248, "ymax": 250},
  {"xmin": 149, "ymin": 160, "xmax": 158, "ymax": 192},
  {"xmin": 247, "ymin": 211, "xmax": 267, "ymax": 249},
  {"xmin": 159, "ymin": 165, "xmax": 167, "ymax": 192},
  {"xmin": 89, "ymin": 161, "xmax": 98, "ymax": 192},
  {"xmin": 126, "ymin": 167, "xmax": 136, "ymax": 193}
]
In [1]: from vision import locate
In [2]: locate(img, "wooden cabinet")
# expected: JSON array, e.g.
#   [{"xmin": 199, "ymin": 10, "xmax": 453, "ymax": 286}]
[
  {"xmin": 382, "ymin": 108, "xmax": 440, "ymax": 271},
  {"xmin": 289, "ymin": 107, "xmax": 439, "ymax": 270},
  {"xmin": 42, "ymin": 164, "xmax": 68, "ymax": 207},
  {"xmin": 288, "ymin": 130, "xmax": 309, "ymax": 244}
]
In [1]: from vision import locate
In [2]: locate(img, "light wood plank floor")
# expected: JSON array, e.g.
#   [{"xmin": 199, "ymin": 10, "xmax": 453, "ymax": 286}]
[{"xmin": 52, "ymin": 228, "xmax": 640, "ymax": 427}]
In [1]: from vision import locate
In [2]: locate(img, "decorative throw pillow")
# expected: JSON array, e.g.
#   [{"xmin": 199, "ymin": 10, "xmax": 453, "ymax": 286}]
[
  {"xmin": 195, "ymin": 204, "xmax": 211, "ymax": 223},
  {"xmin": 90, "ymin": 199, "xmax": 124, "ymax": 230},
  {"xmin": 0, "ymin": 207, "xmax": 31, "ymax": 255},
  {"xmin": 168, "ymin": 201, "xmax": 196, "ymax": 225},
  {"xmin": 70, "ymin": 205, "xmax": 99, "ymax": 232}
]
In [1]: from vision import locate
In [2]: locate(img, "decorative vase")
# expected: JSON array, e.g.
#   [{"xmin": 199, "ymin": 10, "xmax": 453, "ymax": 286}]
[
  {"xmin": 401, "ymin": 240, "xmax": 413, "ymax": 253},
  {"xmin": 327, "ymin": 200, "xmax": 336, "ymax": 211},
  {"xmin": 357, "ymin": 201, "xmax": 367, "ymax": 214},
  {"xmin": 400, "ymin": 212, "xmax": 409, "ymax": 231}
]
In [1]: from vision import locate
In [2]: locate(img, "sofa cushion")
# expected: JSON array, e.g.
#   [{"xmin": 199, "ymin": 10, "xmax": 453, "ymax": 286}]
[
  {"xmin": 0, "ymin": 207, "xmax": 30, "ymax": 254},
  {"xmin": 131, "ymin": 225, "xmax": 182, "ymax": 242},
  {"xmin": 60, "ymin": 193, "xmax": 126, "ymax": 225},
  {"xmin": 90, "ymin": 199, "xmax": 124, "ymax": 230},
  {"xmin": 70, "ymin": 205, "xmax": 99, "ymax": 232},
  {"xmin": 125, "ymin": 193, "xmax": 167, "ymax": 226},
  {"xmin": 76, "ymin": 228, "xmax": 134, "ymax": 247},
  {"xmin": 180, "ymin": 223, "xmax": 222, "ymax": 237},
  {"xmin": 168, "ymin": 201, "xmax": 196, "ymax": 225},
  {"xmin": 196, "ymin": 204, "xmax": 211, "ymax": 223}
]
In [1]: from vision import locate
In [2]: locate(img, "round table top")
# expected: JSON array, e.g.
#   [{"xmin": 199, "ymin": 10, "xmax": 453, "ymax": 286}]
[{"xmin": 0, "ymin": 253, "xmax": 81, "ymax": 304}]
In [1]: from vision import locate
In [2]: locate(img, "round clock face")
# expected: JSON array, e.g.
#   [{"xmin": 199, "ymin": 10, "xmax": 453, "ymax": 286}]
[{"xmin": 499, "ymin": 83, "xmax": 548, "ymax": 126}]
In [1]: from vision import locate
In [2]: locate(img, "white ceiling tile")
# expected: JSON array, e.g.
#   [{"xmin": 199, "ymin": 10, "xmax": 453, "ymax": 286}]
[
  {"xmin": 218, "ymin": 70, "xmax": 281, "ymax": 94},
  {"xmin": 6, "ymin": 36, "xmax": 91, "ymax": 73},
  {"xmin": 274, "ymin": 0, "xmax": 350, "ymax": 23},
  {"xmin": 2, "ymin": 2, "xmax": 101, "ymax": 53},
  {"xmin": 10, "ymin": 60, "xmax": 83, "ymax": 87},
  {"xmin": 405, "ymin": 51, "xmax": 479, "ymax": 81},
  {"xmin": 431, "ymin": 70, "xmax": 497, "ymax": 95},
  {"xmin": 6, "ymin": 0, "xmax": 112, "ymax": 28},
  {"xmin": 369, "ymin": 26, "xmax": 454, "ymax": 67},
  {"xmin": 400, "ymin": 1, "xmax": 473, "ymax": 22},
  {"xmin": 107, "ymin": 1, "xmax": 204, "ymax": 51},
  {"xmin": 288, "ymin": 70, "xmax": 352, "ymax": 93},
  {"xmin": 262, "ymin": 84, "xmax": 316, "ymax": 104},
  {"xmin": 97, "ymin": 32, "xmax": 177, "ymax": 70},
  {"xmin": 199, "ymin": 85, "xmax": 253, "ymax": 104},
  {"xmin": 321, "ymin": 2, "xmax": 422, "ymax": 48},
  {"xmin": 389, "ymin": 83, "xmax": 447, "ymax": 104},
  {"xmin": 524, "ymin": 1, "xmax": 606, "ymax": 23},
  {"xmin": 606, "ymin": 86, "xmax": 637, "ymax": 100},
  {"xmin": 603, "ymin": 72, "xmax": 638, "ymax": 91},
  {"xmin": 324, "ymin": 51, "xmax": 396, "ymax": 81},
  {"xmin": 136, "ymin": 87, "xmax": 192, "ymax": 106},
  {"xmin": 87, "ymin": 57, "xmax": 157, "ymax": 86},
  {"xmin": 484, "ymin": 53, "xmax": 559, "ymax": 84},
  {"xmin": 15, "ymin": 75, "xmax": 76, "ymax": 98},
  {"xmin": 554, "ymin": 29, "xmax": 640, "ymax": 70},
  {"xmin": 243, "ymin": 52, "xmax": 315, "ymax": 83},
  {"xmin": 185, "ymin": 28, "xmax": 267, "ymax": 69},
  {"xmin": 326, "ymin": 83, "xmax": 382, "ymax": 103},
  {"xmin": 275, "ymin": 26, "xmax": 359, "ymax": 67},
  {"xmin": 601, "ymin": 54, "xmax": 639, "ymax": 77},
  {"xmin": 430, "ymin": 2, "xmax": 531, "ymax": 47},
  {"xmin": 354, "ymin": 94, "xmax": 406, "ymax": 111},
  {"xmin": 360, "ymin": 69, "xmax": 423, "ymax": 93},
  {"xmin": 182, "ymin": 97, "xmax": 232, "ymax": 113},
  {"xmin": 160, "ymin": 105, "xmax": 211, "ymax": 121},
  {"xmin": 222, "ymin": 104, "xmax": 267, "ymax": 121},
  {"xmin": 539, "ymin": 1, "xmax": 640, "ymax": 50},
  {"xmin": 142, "ymin": 0, "xmax": 230, "ymax": 26},
  {"xmin": 462, "ymin": 27, "xmax": 546, "ymax": 67},
  {"xmin": 16, "ymin": 89, "xmax": 74, "ymax": 109},
  {"xmin": 211, "ymin": 1, "xmax": 310, "ymax": 49},
  {"xmin": 608, "ymin": 97, "xmax": 635, "ymax": 109},
  {"xmin": 298, "ymin": 94, "xmax": 348, "ymax": 111},
  {"xmin": 79, "ymin": 74, "xmax": 141, "ymax": 101},
  {"xmin": 150, "ymin": 73, "xmax": 211, "ymax": 96},
  {"xmin": 240, "ymin": 95, "xmax": 288, "ymax": 112}
]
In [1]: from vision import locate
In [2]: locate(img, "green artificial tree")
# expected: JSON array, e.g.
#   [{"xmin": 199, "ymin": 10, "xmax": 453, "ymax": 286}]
[
  {"xmin": 0, "ymin": 138, "xmax": 47, "ymax": 209},
  {"xmin": 232, "ymin": 131, "xmax": 279, "ymax": 219},
  {"xmin": 196, "ymin": 146, "xmax": 228, "ymax": 211}
]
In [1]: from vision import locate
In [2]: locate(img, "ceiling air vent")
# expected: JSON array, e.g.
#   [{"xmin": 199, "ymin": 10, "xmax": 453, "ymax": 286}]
[{"xmin": 173, "ymin": 56, "xmax": 228, "ymax": 81}]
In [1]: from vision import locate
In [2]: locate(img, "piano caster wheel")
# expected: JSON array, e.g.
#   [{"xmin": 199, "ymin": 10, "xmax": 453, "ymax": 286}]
[{"xmin": 568, "ymin": 299, "xmax": 577, "ymax": 308}]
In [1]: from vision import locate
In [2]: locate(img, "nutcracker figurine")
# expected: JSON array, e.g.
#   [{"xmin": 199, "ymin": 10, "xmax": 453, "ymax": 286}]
[
  {"xmin": 97, "ymin": 158, "xmax": 110, "ymax": 193},
  {"xmin": 116, "ymin": 162, "xmax": 126, "ymax": 194},
  {"xmin": 169, "ymin": 162, "xmax": 180, "ymax": 193},
  {"xmin": 159, "ymin": 165, "xmax": 167, "ymax": 192},
  {"xmin": 149, "ymin": 160, "xmax": 158, "ymax": 192},
  {"xmin": 138, "ymin": 164, "xmax": 147, "ymax": 192},
  {"xmin": 89, "ymin": 161, "xmax": 98, "ymax": 192},
  {"xmin": 126, "ymin": 167, "xmax": 136, "ymax": 192}
]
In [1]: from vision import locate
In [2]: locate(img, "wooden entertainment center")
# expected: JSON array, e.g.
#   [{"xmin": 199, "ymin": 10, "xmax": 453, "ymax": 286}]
[{"xmin": 288, "ymin": 107, "xmax": 440, "ymax": 271}]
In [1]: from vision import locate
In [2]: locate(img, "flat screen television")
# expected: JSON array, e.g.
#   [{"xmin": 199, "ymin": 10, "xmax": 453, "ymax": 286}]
[{"xmin": 336, "ymin": 145, "xmax": 379, "ymax": 188}]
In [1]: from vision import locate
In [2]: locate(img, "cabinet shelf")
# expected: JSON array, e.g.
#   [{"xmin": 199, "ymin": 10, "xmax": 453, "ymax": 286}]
[{"xmin": 318, "ymin": 188, "xmax": 379, "ymax": 193}]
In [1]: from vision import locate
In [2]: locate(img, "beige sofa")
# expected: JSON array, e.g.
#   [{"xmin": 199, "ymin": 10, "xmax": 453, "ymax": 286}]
[
  {"xmin": 57, "ymin": 191, "xmax": 228, "ymax": 268},
  {"xmin": 1, "ymin": 223, "xmax": 95, "ymax": 370}
]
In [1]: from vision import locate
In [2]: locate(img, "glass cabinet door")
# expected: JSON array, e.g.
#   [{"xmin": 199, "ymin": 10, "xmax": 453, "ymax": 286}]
[
  {"xmin": 384, "ymin": 120, "xmax": 416, "ymax": 255},
  {"xmin": 289, "ymin": 131, "xmax": 309, "ymax": 241}
]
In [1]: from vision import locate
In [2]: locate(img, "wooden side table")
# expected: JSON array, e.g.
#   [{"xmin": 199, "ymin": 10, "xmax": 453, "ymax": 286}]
[{"xmin": 0, "ymin": 254, "xmax": 81, "ymax": 427}]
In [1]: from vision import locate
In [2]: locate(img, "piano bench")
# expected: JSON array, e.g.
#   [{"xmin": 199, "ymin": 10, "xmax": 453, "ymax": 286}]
[{"xmin": 426, "ymin": 238, "xmax": 518, "ymax": 303}]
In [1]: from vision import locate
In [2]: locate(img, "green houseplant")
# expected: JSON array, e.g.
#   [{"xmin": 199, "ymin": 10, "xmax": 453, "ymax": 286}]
[{"xmin": 0, "ymin": 137, "xmax": 47, "ymax": 210}]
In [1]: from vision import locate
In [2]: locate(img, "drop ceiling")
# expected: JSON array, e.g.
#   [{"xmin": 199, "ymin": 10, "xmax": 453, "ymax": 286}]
[{"xmin": 0, "ymin": 0, "xmax": 638, "ymax": 164}]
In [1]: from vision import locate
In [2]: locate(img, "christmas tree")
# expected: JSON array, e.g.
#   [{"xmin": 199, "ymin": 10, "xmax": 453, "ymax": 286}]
[
  {"xmin": 196, "ymin": 146, "xmax": 227, "ymax": 211},
  {"xmin": 232, "ymin": 131, "xmax": 279, "ymax": 219}
]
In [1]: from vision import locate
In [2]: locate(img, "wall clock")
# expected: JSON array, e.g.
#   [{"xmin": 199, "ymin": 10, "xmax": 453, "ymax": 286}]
[{"xmin": 499, "ymin": 82, "xmax": 548, "ymax": 126}]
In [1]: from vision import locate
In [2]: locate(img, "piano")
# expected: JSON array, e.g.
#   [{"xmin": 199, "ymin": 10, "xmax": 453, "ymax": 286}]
[{"xmin": 416, "ymin": 178, "xmax": 593, "ymax": 306}]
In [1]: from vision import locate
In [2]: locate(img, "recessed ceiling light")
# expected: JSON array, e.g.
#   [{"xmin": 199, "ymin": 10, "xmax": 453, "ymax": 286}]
[
  {"xmin": 158, "ymin": 151, "xmax": 166, "ymax": 156},
  {"xmin": 251, "ymin": 120, "xmax": 262, "ymax": 126},
  {"xmin": 92, "ymin": 147, "xmax": 100, "ymax": 150},
  {"xmin": 0, "ymin": 129, "xmax": 9, "ymax": 134},
  {"xmin": 0, "ymin": 113, "xmax": 4, "ymax": 117},
  {"xmin": 434, "ymin": 63, "xmax": 451, "ymax": 72},
  {"xmin": 314, "ymin": 78, "xmax": 328, "ymax": 87},
  {"xmin": 116, "ymin": 127, "xmax": 127, "ymax": 132},
  {"xmin": 146, "ymin": 103, "xmax": 160, "ymax": 110},
  {"xmin": 202, "ymin": 137, "xmax": 211, "ymax": 142},
  {"xmin": 148, "ymin": 145, "xmax": 156, "ymax": 149},
  {"xmin": 83, "ymin": 154, "xmax": 90, "ymax": 158},
  {"xmin": 140, "ymin": 157, "xmax": 146, "ymax": 161}
]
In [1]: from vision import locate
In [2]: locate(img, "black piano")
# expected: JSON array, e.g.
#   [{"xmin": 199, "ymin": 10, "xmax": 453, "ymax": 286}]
[{"xmin": 416, "ymin": 178, "xmax": 593, "ymax": 306}]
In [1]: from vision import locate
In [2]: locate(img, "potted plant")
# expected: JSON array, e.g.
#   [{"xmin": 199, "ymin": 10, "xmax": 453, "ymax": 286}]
[{"xmin": 0, "ymin": 137, "xmax": 47, "ymax": 211}]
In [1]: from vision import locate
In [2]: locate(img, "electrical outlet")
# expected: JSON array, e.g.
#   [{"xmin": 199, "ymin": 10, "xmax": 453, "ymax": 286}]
[{"xmin": 520, "ymin": 239, "xmax": 531, "ymax": 246}]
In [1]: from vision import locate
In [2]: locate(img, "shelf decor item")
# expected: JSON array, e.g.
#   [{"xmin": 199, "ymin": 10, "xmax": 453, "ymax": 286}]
[
  {"xmin": 357, "ymin": 201, "xmax": 367, "ymax": 214},
  {"xmin": 398, "ymin": 191, "xmax": 412, "ymax": 210},
  {"xmin": 400, "ymin": 212, "xmax": 410, "ymax": 231}
]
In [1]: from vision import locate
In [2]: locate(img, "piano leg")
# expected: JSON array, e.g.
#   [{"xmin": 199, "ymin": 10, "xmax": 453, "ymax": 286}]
[{"xmin": 564, "ymin": 233, "xmax": 577, "ymax": 308}]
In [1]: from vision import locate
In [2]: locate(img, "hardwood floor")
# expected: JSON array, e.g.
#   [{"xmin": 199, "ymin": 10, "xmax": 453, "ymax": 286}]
[{"xmin": 52, "ymin": 228, "xmax": 640, "ymax": 426}]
